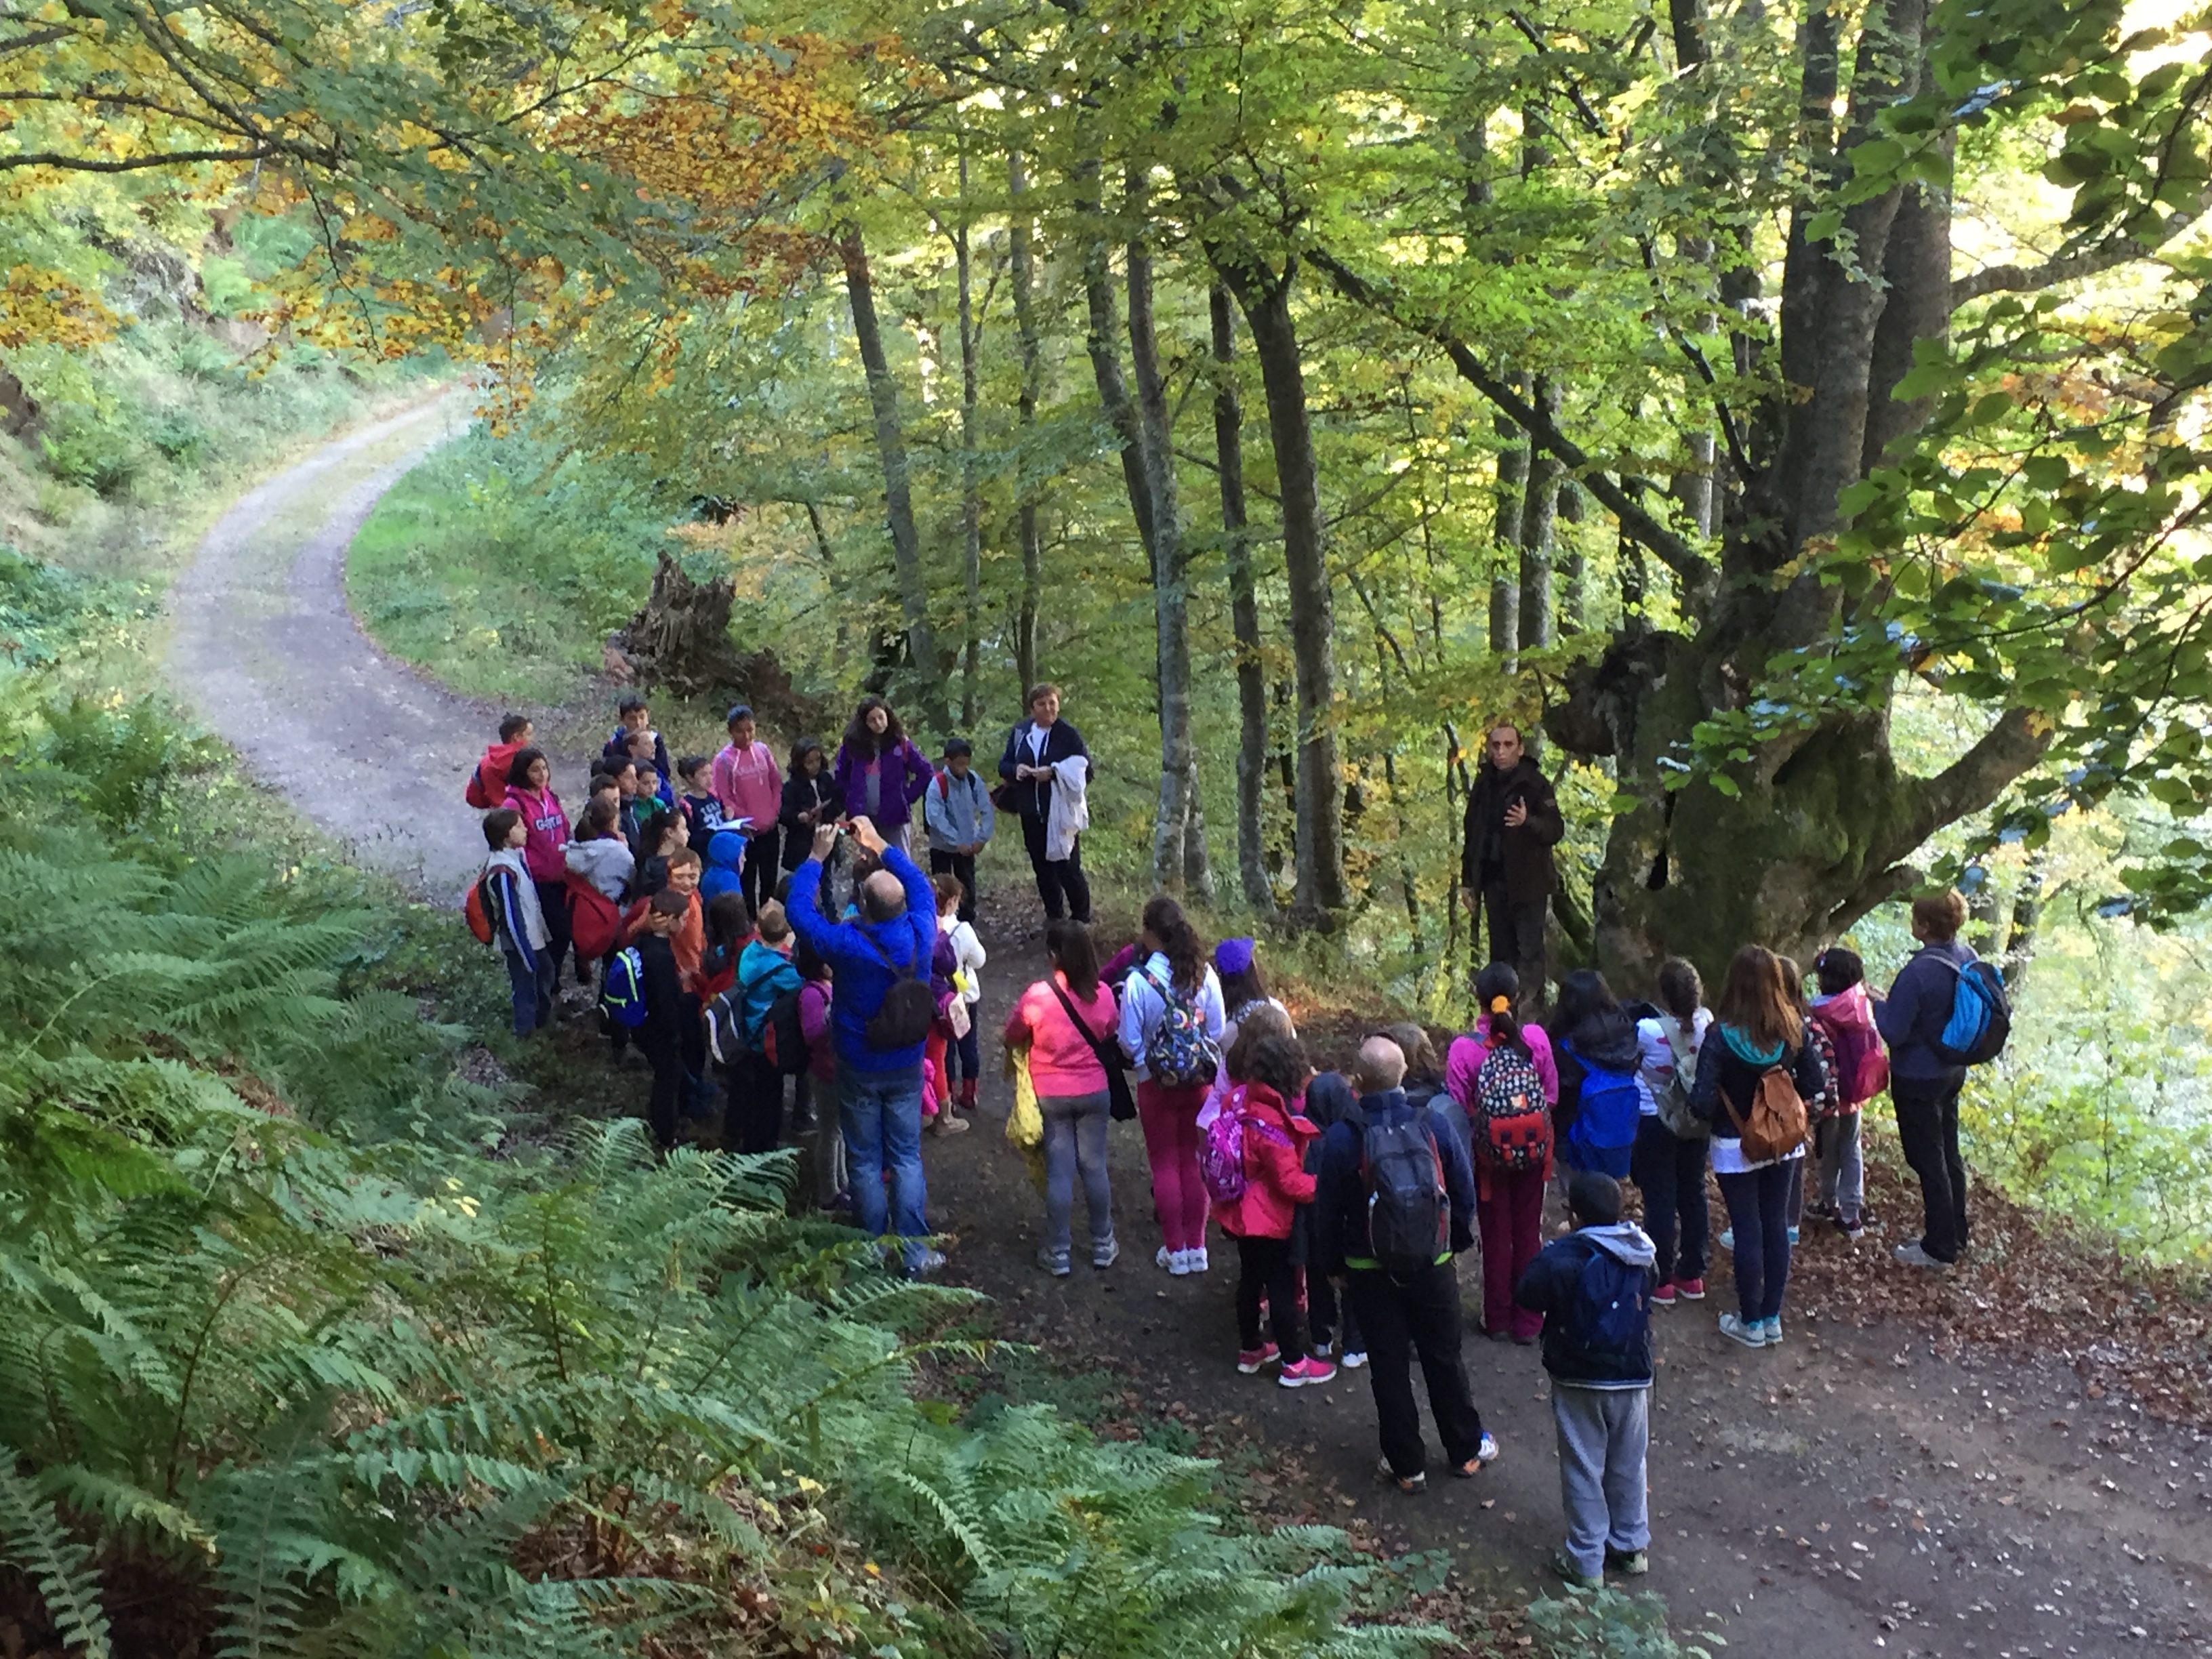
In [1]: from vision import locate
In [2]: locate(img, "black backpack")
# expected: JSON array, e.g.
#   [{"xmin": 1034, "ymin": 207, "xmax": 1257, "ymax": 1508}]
[
  {"xmin": 760, "ymin": 987, "xmax": 810, "ymax": 1076},
  {"xmin": 1360, "ymin": 1114, "xmax": 1448, "ymax": 1277},
  {"xmin": 861, "ymin": 930, "xmax": 937, "ymax": 1052}
]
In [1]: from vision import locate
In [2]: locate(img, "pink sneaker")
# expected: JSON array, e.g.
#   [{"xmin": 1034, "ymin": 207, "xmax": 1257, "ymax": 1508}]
[
  {"xmin": 1278, "ymin": 1355, "xmax": 1338, "ymax": 1389},
  {"xmin": 1237, "ymin": 1343, "xmax": 1280, "ymax": 1374},
  {"xmin": 1675, "ymin": 1277, "xmax": 1706, "ymax": 1300},
  {"xmin": 1651, "ymin": 1282, "xmax": 1679, "ymax": 1308}
]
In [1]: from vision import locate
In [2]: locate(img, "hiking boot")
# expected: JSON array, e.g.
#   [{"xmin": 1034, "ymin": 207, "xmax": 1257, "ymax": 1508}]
[
  {"xmin": 1895, "ymin": 1240, "xmax": 1952, "ymax": 1270},
  {"xmin": 1651, "ymin": 1282, "xmax": 1679, "ymax": 1308},
  {"xmin": 1278, "ymin": 1355, "xmax": 1337, "ymax": 1388},
  {"xmin": 1237, "ymin": 1343, "xmax": 1280, "ymax": 1374},
  {"xmin": 1717, "ymin": 1312, "xmax": 1766, "ymax": 1349},
  {"xmin": 1605, "ymin": 1548, "xmax": 1650, "ymax": 1577},
  {"xmin": 1380, "ymin": 1458, "xmax": 1425, "ymax": 1494},
  {"xmin": 1674, "ymin": 1277, "xmax": 1706, "ymax": 1300},
  {"xmin": 1092, "ymin": 1236, "xmax": 1120, "ymax": 1270},
  {"xmin": 1549, "ymin": 1548, "xmax": 1602, "ymax": 1591}
]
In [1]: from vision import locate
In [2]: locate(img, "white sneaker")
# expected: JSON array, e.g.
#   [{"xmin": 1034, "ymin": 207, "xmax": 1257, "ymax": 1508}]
[
  {"xmin": 1894, "ymin": 1241, "xmax": 1952, "ymax": 1270},
  {"xmin": 1192, "ymin": 1247, "xmax": 1210, "ymax": 1273},
  {"xmin": 1170, "ymin": 1249, "xmax": 1195, "ymax": 1276},
  {"xmin": 1156, "ymin": 1246, "xmax": 1174, "ymax": 1271}
]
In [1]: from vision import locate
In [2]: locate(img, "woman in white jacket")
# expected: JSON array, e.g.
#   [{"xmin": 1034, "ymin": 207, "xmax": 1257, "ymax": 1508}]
[{"xmin": 1118, "ymin": 896, "xmax": 1227, "ymax": 1275}]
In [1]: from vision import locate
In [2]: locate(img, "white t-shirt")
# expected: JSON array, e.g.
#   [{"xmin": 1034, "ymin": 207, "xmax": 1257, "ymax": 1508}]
[
  {"xmin": 1635, "ymin": 1009, "xmax": 1712, "ymax": 1116},
  {"xmin": 941, "ymin": 915, "xmax": 986, "ymax": 1004}
]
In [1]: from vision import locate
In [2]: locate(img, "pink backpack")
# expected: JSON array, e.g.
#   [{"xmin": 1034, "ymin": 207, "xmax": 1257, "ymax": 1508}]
[{"xmin": 1200, "ymin": 1086, "xmax": 1290, "ymax": 1205}]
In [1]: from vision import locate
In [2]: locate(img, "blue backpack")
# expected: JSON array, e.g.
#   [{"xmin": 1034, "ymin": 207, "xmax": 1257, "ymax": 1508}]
[
  {"xmin": 600, "ymin": 948, "xmax": 649, "ymax": 1029},
  {"xmin": 1933, "ymin": 954, "xmax": 2011, "ymax": 1066},
  {"xmin": 1561, "ymin": 1044, "xmax": 1640, "ymax": 1154},
  {"xmin": 1574, "ymin": 1243, "xmax": 1648, "ymax": 1354}
]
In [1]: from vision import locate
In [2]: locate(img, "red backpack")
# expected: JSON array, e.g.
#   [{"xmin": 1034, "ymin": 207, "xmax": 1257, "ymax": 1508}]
[
  {"xmin": 567, "ymin": 876, "xmax": 621, "ymax": 961},
  {"xmin": 1811, "ymin": 1000, "xmax": 1889, "ymax": 1106},
  {"xmin": 464, "ymin": 763, "xmax": 495, "ymax": 809},
  {"xmin": 464, "ymin": 873, "xmax": 497, "ymax": 945}
]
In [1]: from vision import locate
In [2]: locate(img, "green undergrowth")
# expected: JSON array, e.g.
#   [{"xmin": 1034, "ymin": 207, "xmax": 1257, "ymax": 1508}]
[
  {"xmin": 0, "ymin": 547, "xmax": 1460, "ymax": 1658},
  {"xmin": 346, "ymin": 426, "xmax": 665, "ymax": 707}
]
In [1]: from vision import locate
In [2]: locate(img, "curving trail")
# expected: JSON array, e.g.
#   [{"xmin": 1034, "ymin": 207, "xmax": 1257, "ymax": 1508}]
[
  {"xmin": 165, "ymin": 409, "xmax": 2212, "ymax": 1653},
  {"xmin": 165, "ymin": 396, "xmax": 588, "ymax": 899}
]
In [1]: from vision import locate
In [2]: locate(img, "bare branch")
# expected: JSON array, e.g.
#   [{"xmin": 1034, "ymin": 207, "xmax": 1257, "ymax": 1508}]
[{"xmin": 1952, "ymin": 194, "xmax": 2211, "ymax": 308}]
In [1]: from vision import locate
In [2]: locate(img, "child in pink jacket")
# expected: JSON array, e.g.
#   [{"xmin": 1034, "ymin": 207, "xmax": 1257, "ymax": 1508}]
[{"xmin": 1212, "ymin": 1031, "xmax": 1332, "ymax": 1389}]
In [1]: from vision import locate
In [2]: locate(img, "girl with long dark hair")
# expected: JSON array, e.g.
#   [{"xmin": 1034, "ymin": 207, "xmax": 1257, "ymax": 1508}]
[
  {"xmin": 832, "ymin": 697, "xmax": 934, "ymax": 850},
  {"xmin": 1116, "ymin": 895, "xmax": 1227, "ymax": 1275},
  {"xmin": 1448, "ymin": 962, "xmax": 1559, "ymax": 1341}
]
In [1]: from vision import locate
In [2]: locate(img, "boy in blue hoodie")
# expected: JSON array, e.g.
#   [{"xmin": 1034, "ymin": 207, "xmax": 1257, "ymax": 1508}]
[
  {"xmin": 1515, "ymin": 1170, "xmax": 1658, "ymax": 1590},
  {"xmin": 722, "ymin": 901, "xmax": 802, "ymax": 1153}
]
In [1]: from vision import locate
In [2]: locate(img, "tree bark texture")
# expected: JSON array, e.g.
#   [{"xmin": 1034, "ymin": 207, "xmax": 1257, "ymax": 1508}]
[
  {"xmin": 1223, "ymin": 256, "xmax": 1348, "ymax": 922},
  {"xmin": 955, "ymin": 155, "xmax": 983, "ymax": 729},
  {"xmin": 838, "ymin": 225, "xmax": 947, "ymax": 731},
  {"xmin": 1008, "ymin": 152, "xmax": 1043, "ymax": 700},
  {"xmin": 1519, "ymin": 373, "xmax": 1563, "ymax": 651},
  {"xmin": 1490, "ymin": 407, "xmax": 1526, "ymax": 661},
  {"xmin": 1212, "ymin": 285, "xmax": 1275, "ymax": 910}
]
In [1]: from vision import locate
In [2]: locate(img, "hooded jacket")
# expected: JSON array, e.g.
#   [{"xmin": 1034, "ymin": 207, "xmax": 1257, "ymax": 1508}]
[
  {"xmin": 501, "ymin": 783, "xmax": 570, "ymax": 883},
  {"xmin": 1513, "ymin": 1222, "xmax": 1658, "ymax": 1387},
  {"xmin": 1875, "ymin": 940, "xmax": 1975, "ymax": 1082},
  {"xmin": 711, "ymin": 739, "xmax": 781, "ymax": 835},
  {"xmin": 1689, "ymin": 1023, "xmax": 1827, "ymax": 1148},
  {"xmin": 1551, "ymin": 1008, "xmax": 1643, "ymax": 1140},
  {"xmin": 469, "ymin": 740, "xmax": 529, "ymax": 807},
  {"xmin": 1458, "ymin": 755, "xmax": 1564, "ymax": 897},
  {"xmin": 699, "ymin": 828, "xmax": 748, "ymax": 904},
  {"xmin": 923, "ymin": 766, "xmax": 998, "ymax": 852},
  {"xmin": 563, "ymin": 836, "xmax": 634, "ymax": 903},
  {"xmin": 1212, "ymin": 1081, "xmax": 1319, "ymax": 1241},
  {"xmin": 832, "ymin": 738, "xmax": 935, "ymax": 831},
  {"xmin": 733, "ymin": 939, "xmax": 803, "ymax": 1047}
]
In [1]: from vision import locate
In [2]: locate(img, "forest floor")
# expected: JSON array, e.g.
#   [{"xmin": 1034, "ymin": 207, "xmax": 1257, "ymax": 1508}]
[{"xmin": 170, "ymin": 419, "xmax": 2212, "ymax": 1658}]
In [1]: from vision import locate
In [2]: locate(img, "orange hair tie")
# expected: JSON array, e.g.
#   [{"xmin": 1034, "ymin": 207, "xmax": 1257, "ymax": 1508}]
[{"xmin": 1488, "ymin": 995, "xmax": 1511, "ymax": 1015}]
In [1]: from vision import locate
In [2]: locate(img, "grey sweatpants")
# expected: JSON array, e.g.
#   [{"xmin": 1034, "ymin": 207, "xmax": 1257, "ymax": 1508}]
[
  {"xmin": 1816, "ymin": 1111, "xmax": 1864, "ymax": 1221},
  {"xmin": 1551, "ymin": 1383, "xmax": 1651, "ymax": 1576}
]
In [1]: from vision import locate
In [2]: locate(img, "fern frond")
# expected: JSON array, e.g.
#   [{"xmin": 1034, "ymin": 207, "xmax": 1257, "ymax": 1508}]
[{"xmin": 0, "ymin": 1451, "xmax": 113, "ymax": 1659}]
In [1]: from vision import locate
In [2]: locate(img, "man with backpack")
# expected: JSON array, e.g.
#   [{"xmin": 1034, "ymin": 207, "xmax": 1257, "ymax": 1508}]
[
  {"xmin": 790, "ymin": 814, "xmax": 944, "ymax": 1276},
  {"xmin": 1315, "ymin": 1037, "xmax": 1496, "ymax": 1493},
  {"xmin": 1876, "ymin": 888, "xmax": 2004, "ymax": 1269},
  {"xmin": 1514, "ymin": 1170, "xmax": 1658, "ymax": 1591}
]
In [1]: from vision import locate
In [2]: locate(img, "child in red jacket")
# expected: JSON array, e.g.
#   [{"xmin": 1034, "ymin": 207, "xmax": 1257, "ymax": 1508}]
[{"xmin": 1213, "ymin": 1029, "xmax": 1334, "ymax": 1388}]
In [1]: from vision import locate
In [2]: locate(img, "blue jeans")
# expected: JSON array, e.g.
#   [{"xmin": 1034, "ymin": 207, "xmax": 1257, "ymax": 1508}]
[
  {"xmin": 504, "ymin": 947, "xmax": 556, "ymax": 1038},
  {"xmin": 836, "ymin": 1061, "xmax": 929, "ymax": 1270},
  {"xmin": 1717, "ymin": 1159, "xmax": 1797, "ymax": 1322}
]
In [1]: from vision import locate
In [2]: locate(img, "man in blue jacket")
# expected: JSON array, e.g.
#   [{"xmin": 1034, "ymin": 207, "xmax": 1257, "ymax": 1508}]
[
  {"xmin": 789, "ymin": 815, "xmax": 941, "ymax": 1275},
  {"xmin": 1875, "ymin": 888, "xmax": 1975, "ymax": 1269},
  {"xmin": 1315, "ymin": 1036, "xmax": 1496, "ymax": 1492}
]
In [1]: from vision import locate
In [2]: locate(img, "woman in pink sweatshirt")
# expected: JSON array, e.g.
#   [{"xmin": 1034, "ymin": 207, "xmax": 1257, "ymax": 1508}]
[
  {"xmin": 500, "ymin": 747, "xmax": 574, "ymax": 984},
  {"xmin": 1004, "ymin": 922, "xmax": 1122, "ymax": 1275},
  {"xmin": 711, "ymin": 705, "xmax": 783, "ymax": 914}
]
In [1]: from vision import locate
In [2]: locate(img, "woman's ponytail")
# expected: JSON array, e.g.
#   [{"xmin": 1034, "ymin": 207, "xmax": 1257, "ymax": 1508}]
[{"xmin": 1474, "ymin": 962, "xmax": 1530, "ymax": 1057}]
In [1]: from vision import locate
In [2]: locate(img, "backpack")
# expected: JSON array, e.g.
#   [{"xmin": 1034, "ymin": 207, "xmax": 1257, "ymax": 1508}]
[
  {"xmin": 760, "ymin": 989, "xmax": 810, "ymax": 1076},
  {"xmin": 1574, "ymin": 1242, "xmax": 1649, "ymax": 1354},
  {"xmin": 1933, "ymin": 955, "xmax": 2011, "ymax": 1066},
  {"xmin": 1359, "ymin": 1115, "xmax": 1449, "ymax": 1276},
  {"xmin": 1473, "ymin": 1044, "xmax": 1553, "ymax": 1172},
  {"xmin": 1654, "ymin": 1019, "xmax": 1709, "ymax": 1140},
  {"xmin": 567, "ymin": 878, "xmax": 621, "ymax": 962},
  {"xmin": 1141, "ymin": 968, "xmax": 1221, "ymax": 1088},
  {"xmin": 1723, "ymin": 1064, "xmax": 1809, "ymax": 1164},
  {"xmin": 1199, "ymin": 1086, "xmax": 1254, "ymax": 1204},
  {"xmin": 464, "ymin": 763, "xmax": 495, "ymax": 810},
  {"xmin": 705, "ymin": 987, "xmax": 745, "ymax": 1065},
  {"xmin": 601, "ymin": 948, "xmax": 649, "ymax": 1029},
  {"xmin": 1561, "ymin": 1044, "xmax": 1641, "ymax": 1155},
  {"xmin": 464, "ymin": 874, "xmax": 496, "ymax": 945},
  {"xmin": 861, "ymin": 930, "xmax": 937, "ymax": 1051}
]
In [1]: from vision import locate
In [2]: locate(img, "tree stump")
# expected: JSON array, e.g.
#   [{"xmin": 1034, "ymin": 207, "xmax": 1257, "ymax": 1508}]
[{"xmin": 610, "ymin": 552, "xmax": 747, "ymax": 699}]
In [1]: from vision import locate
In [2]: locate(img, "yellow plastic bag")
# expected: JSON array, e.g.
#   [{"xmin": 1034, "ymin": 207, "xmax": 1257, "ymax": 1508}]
[{"xmin": 1006, "ymin": 1050, "xmax": 1048, "ymax": 1193}]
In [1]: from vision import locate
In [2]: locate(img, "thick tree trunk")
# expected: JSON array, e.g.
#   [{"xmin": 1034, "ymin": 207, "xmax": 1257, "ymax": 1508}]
[
  {"xmin": 955, "ymin": 155, "xmax": 983, "ymax": 729},
  {"xmin": 1223, "ymin": 258, "xmax": 1348, "ymax": 923},
  {"xmin": 1213, "ymin": 285, "xmax": 1275, "ymax": 910},
  {"xmin": 1491, "ymin": 409, "xmax": 1525, "ymax": 661},
  {"xmin": 1519, "ymin": 374, "xmax": 1563, "ymax": 651},
  {"xmin": 1128, "ymin": 186, "xmax": 1209, "ymax": 899},
  {"xmin": 838, "ymin": 225, "xmax": 947, "ymax": 731},
  {"xmin": 1009, "ymin": 152, "xmax": 1043, "ymax": 700}
]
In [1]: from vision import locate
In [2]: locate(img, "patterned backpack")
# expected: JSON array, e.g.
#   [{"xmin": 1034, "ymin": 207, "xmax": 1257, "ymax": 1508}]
[
  {"xmin": 1142, "ymin": 968, "xmax": 1221, "ymax": 1088},
  {"xmin": 1199, "ymin": 1086, "xmax": 1254, "ymax": 1204},
  {"xmin": 1475, "ymin": 1042, "xmax": 1553, "ymax": 1172}
]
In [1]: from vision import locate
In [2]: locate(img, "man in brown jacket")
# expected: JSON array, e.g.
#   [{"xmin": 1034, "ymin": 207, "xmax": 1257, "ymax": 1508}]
[{"xmin": 1459, "ymin": 722, "xmax": 1565, "ymax": 1000}]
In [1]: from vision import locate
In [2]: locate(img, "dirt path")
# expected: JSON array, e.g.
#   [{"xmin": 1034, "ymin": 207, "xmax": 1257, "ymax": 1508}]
[
  {"xmin": 167, "ymin": 415, "xmax": 2210, "ymax": 1654},
  {"xmin": 929, "ymin": 905, "xmax": 2212, "ymax": 1658},
  {"xmin": 165, "ymin": 398, "xmax": 594, "ymax": 897}
]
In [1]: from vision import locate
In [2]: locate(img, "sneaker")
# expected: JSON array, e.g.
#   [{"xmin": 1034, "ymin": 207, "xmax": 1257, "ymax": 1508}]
[
  {"xmin": 1311, "ymin": 1338, "xmax": 1334, "ymax": 1359},
  {"xmin": 1191, "ymin": 1247, "xmax": 1210, "ymax": 1273},
  {"xmin": 1717, "ymin": 1228, "xmax": 1734, "ymax": 1251},
  {"xmin": 1156, "ymin": 1246, "xmax": 1174, "ymax": 1271},
  {"xmin": 1549, "ymin": 1548, "xmax": 1603, "ymax": 1591},
  {"xmin": 928, "ymin": 1112, "xmax": 971, "ymax": 1135},
  {"xmin": 1340, "ymin": 1348, "xmax": 1369, "ymax": 1369},
  {"xmin": 1717, "ymin": 1312, "xmax": 1766, "ymax": 1349},
  {"xmin": 1759, "ymin": 1316, "xmax": 1783, "ymax": 1346},
  {"xmin": 1278, "ymin": 1355, "xmax": 1337, "ymax": 1388},
  {"xmin": 1450, "ymin": 1432, "xmax": 1500, "ymax": 1475},
  {"xmin": 1786, "ymin": 1225, "xmax": 1800, "ymax": 1246},
  {"xmin": 1895, "ymin": 1240, "xmax": 1952, "ymax": 1270},
  {"xmin": 1036, "ymin": 1248, "xmax": 1070, "ymax": 1277},
  {"xmin": 1237, "ymin": 1343, "xmax": 1281, "ymax": 1374},
  {"xmin": 1170, "ymin": 1249, "xmax": 1195, "ymax": 1277},
  {"xmin": 1859, "ymin": 1205, "xmax": 1881, "ymax": 1229},
  {"xmin": 1837, "ymin": 1215, "xmax": 1865, "ymax": 1241},
  {"xmin": 1651, "ymin": 1282, "xmax": 1679, "ymax": 1308},
  {"xmin": 1605, "ymin": 1547, "xmax": 1650, "ymax": 1576},
  {"xmin": 1092, "ymin": 1237, "xmax": 1120, "ymax": 1270},
  {"xmin": 1379, "ymin": 1458, "xmax": 1425, "ymax": 1494},
  {"xmin": 1675, "ymin": 1277, "xmax": 1706, "ymax": 1300},
  {"xmin": 905, "ymin": 1247, "xmax": 947, "ymax": 1278}
]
